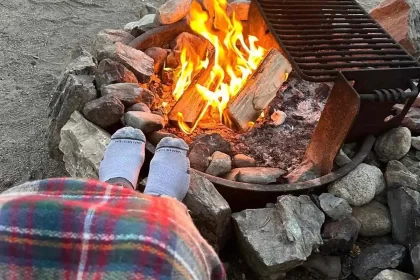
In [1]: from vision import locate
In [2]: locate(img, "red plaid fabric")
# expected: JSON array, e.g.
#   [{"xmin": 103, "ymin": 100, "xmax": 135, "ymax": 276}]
[{"xmin": 0, "ymin": 178, "xmax": 225, "ymax": 279}]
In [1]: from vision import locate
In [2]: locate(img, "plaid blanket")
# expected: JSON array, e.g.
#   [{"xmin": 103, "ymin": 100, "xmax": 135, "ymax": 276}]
[{"xmin": 0, "ymin": 178, "xmax": 225, "ymax": 279}]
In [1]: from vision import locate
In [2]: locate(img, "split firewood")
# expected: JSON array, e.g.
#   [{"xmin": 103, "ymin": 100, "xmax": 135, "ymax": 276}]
[
  {"xmin": 223, "ymin": 49, "xmax": 292, "ymax": 132},
  {"xmin": 168, "ymin": 54, "xmax": 216, "ymax": 125}
]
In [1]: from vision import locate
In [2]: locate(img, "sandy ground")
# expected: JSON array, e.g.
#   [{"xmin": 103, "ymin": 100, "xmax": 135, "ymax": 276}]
[{"xmin": 0, "ymin": 0, "xmax": 166, "ymax": 192}]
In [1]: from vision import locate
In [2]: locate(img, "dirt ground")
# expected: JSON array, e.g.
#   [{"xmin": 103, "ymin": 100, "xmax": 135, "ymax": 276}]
[{"xmin": 0, "ymin": 0, "xmax": 166, "ymax": 192}]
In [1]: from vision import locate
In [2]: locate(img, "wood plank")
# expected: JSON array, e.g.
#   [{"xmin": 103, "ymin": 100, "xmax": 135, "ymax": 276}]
[{"xmin": 223, "ymin": 49, "xmax": 292, "ymax": 132}]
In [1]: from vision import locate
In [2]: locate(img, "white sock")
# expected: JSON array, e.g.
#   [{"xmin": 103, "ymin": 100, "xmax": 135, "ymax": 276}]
[
  {"xmin": 99, "ymin": 127, "xmax": 146, "ymax": 189},
  {"xmin": 144, "ymin": 137, "xmax": 190, "ymax": 201}
]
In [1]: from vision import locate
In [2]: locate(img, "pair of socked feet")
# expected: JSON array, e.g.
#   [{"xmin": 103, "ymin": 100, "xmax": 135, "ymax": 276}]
[{"xmin": 99, "ymin": 127, "xmax": 190, "ymax": 201}]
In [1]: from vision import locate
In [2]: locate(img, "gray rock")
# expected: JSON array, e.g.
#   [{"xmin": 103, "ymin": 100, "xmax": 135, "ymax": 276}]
[
  {"xmin": 232, "ymin": 195, "xmax": 324, "ymax": 278},
  {"xmin": 411, "ymin": 244, "xmax": 420, "ymax": 278},
  {"xmin": 353, "ymin": 244, "xmax": 406, "ymax": 280},
  {"xmin": 399, "ymin": 106, "xmax": 420, "ymax": 134},
  {"xmin": 147, "ymin": 131, "xmax": 177, "ymax": 146},
  {"xmin": 101, "ymin": 83, "xmax": 155, "ymax": 107},
  {"xmin": 225, "ymin": 167, "xmax": 286, "ymax": 184},
  {"xmin": 352, "ymin": 201, "xmax": 392, "ymax": 237},
  {"xmin": 227, "ymin": 0, "xmax": 250, "ymax": 21},
  {"xmin": 92, "ymin": 29, "xmax": 134, "ymax": 57},
  {"xmin": 413, "ymin": 136, "xmax": 420, "ymax": 150},
  {"xmin": 373, "ymin": 269, "xmax": 415, "ymax": 280},
  {"xmin": 139, "ymin": 3, "xmax": 157, "ymax": 18},
  {"xmin": 205, "ymin": 151, "xmax": 232, "ymax": 177},
  {"xmin": 144, "ymin": 47, "xmax": 167, "ymax": 73},
  {"xmin": 48, "ymin": 74, "xmax": 97, "ymax": 160},
  {"xmin": 356, "ymin": 0, "xmax": 382, "ymax": 12},
  {"xmin": 286, "ymin": 159, "xmax": 321, "ymax": 183},
  {"xmin": 342, "ymin": 142, "xmax": 357, "ymax": 158},
  {"xmin": 302, "ymin": 254, "xmax": 341, "ymax": 280},
  {"xmin": 183, "ymin": 172, "xmax": 231, "ymax": 252},
  {"xmin": 328, "ymin": 163, "xmax": 385, "ymax": 206},
  {"xmin": 59, "ymin": 111, "xmax": 110, "ymax": 178},
  {"xmin": 335, "ymin": 149, "xmax": 352, "ymax": 167},
  {"xmin": 97, "ymin": 42, "xmax": 154, "ymax": 83},
  {"xmin": 95, "ymin": 59, "xmax": 138, "ymax": 89},
  {"xmin": 232, "ymin": 154, "xmax": 256, "ymax": 168},
  {"xmin": 364, "ymin": 150, "xmax": 382, "ymax": 168},
  {"xmin": 374, "ymin": 190, "xmax": 388, "ymax": 205},
  {"xmin": 401, "ymin": 151, "xmax": 420, "ymax": 169},
  {"xmin": 124, "ymin": 14, "xmax": 156, "ymax": 32},
  {"xmin": 319, "ymin": 193, "xmax": 352, "ymax": 221},
  {"xmin": 63, "ymin": 48, "xmax": 97, "ymax": 76},
  {"xmin": 188, "ymin": 133, "xmax": 231, "ymax": 172},
  {"xmin": 388, "ymin": 186, "xmax": 420, "ymax": 246},
  {"xmin": 374, "ymin": 127, "xmax": 411, "ymax": 162},
  {"xmin": 82, "ymin": 95, "xmax": 124, "ymax": 128},
  {"xmin": 321, "ymin": 217, "xmax": 361, "ymax": 255},
  {"xmin": 157, "ymin": 0, "xmax": 190, "ymax": 24},
  {"xmin": 385, "ymin": 160, "xmax": 419, "ymax": 191},
  {"xmin": 124, "ymin": 111, "xmax": 164, "ymax": 134},
  {"xmin": 127, "ymin": 102, "xmax": 151, "ymax": 113},
  {"xmin": 370, "ymin": 234, "xmax": 394, "ymax": 245}
]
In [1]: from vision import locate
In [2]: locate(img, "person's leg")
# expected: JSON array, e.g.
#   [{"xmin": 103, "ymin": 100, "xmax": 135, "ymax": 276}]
[
  {"xmin": 144, "ymin": 137, "xmax": 190, "ymax": 201},
  {"xmin": 99, "ymin": 127, "xmax": 146, "ymax": 189}
]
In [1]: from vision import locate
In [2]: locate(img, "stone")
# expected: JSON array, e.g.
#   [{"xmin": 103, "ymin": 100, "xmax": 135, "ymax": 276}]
[
  {"xmin": 411, "ymin": 244, "xmax": 420, "ymax": 278},
  {"xmin": 374, "ymin": 127, "xmax": 411, "ymax": 162},
  {"xmin": 342, "ymin": 142, "xmax": 357, "ymax": 158},
  {"xmin": 95, "ymin": 59, "xmax": 138, "ymax": 89},
  {"xmin": 385, "ymin": 160, "xmax": 419, "ymax": 190},
  {"xmin": 286, "ymin": 159, "xmax": 321, "ymax": 183},
  {"xmin": 130, "ymin": 22, "xmax": 161, "ymax": 38},
  {"xmin": 232, "ymin": 154, "xmax": 256, "ymax": 168},
  {"xmin": 127, "ymin": 103, "xmax": 151, "ymax": 113},
  {"xmin": 188, "ymin": 133, "xmax": 231, "ymax": 172},
  {"xmin": 124, "ymin": 111, "xmax": 164, "ymax": 134},
  {"xmin": 63, "ymin": 48, "xmax": 97, "ymax": 76},
  {"xmin": 92, "ymin": 29, "xmax": 134, "ymax": 57},
  {"xmin": 352, "ymin": 201, "xmax": 392, "ymax": 237},
  {"xmin": 328, "ymin": 163, "xmax": 385, "ymax": 206},
  {"xmin": 124, "ymin": 14, "xmax": 157, "ymax": 32},
  {"xmin": 59, "ymin": 111, "xmax": 110, "ymax": 178},
  {"xmin": 227, "ymin": 0, "xmax": 250, "ymax": 21},
  {"xmin": 388, "ymin": 186, "xmax": 420, "ymax": 246},
  {"xmin": 401, "ymin": 151, "xmax": 420, "ymax": 169},
  {"xmin": 370, "ymin": 0, "xmax": 420, "ymax": 55},
  {"xmin": 353, "ymin": 244, "xmax": 406, "ymax": 280},
  {"xmin": 144, "ymin": 47, "xmax": 167, "ymax": 73},
  {"xmin": 82, "ymin": 96, "xmax": 124, "ymax": 128},
  {"xmin": 157, "ymin": 0, "xmax": 191, "ymax": 24},
  {"xmin": 232, "ymin": 195, "xmax": 324, "ymax": 278},
  {"xmin": 373, "ymin": 269, "xmax": 415, "ymax": 280},
  {"xmin": 97, "ymin": 42, "xmax": 154, "ymax": 83},
  {"xmin": 413, "ymin": 136, "xmax": 420, "ymax": 150},
  {"xmin": 335, "ymin": 149, "xmax": 352, "ymax": 167},
  {"xmin": 364, "ymin": 150, "xmax": 382, "ymax": 168},
  {"xmin": 224, "ymin": 167, "xmax": 286, "ymax": 184},
  {"xmin": 321, "ymin": 217, "xmax": 361, "ymax": 255},
  {"xmin": 101, "ymin": 83, "xmax": 155, "ymax": 107},
  {"xmin": 356, "ymin": 0, "xmax": 383, "ymax": 12},
  {"xmin": 205, "ymin": 151, "xmax": 232, "ymax": 177},
  {"xmin": 139, "ymin": 3, "xmax": 158, "ymax": 18},
  {"xmin": 147, "ymin": 131, "xmax": 177, "ymax": 146},
  {"xmin": 400, "ymin": 106, "xmax": 420, "ymax": 134},
  {"xmin": 302, "ymin": 254, "xmax": 341, "ymax": 280},
  {"xmin": 183, "ymin": 172, "xmax": 231, "ymax": 251},
  {"xmin": 48, "ymin": 74, "xmax": 97, "ymax": 160},
  {"xmin": 319, "ymin": 193, "xmax": 352, "ymax": 221}
]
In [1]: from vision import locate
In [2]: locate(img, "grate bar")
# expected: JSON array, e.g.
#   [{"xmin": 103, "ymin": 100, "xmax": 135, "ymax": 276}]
[{"xmin": 255, "ymin": 0, "xmax": 420, "ymax": 81}]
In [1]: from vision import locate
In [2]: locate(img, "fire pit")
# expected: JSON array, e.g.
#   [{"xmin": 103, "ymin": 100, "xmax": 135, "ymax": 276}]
[{"xmin": 46, "ymin": 0, "xmax": 420, "ymax": 278}]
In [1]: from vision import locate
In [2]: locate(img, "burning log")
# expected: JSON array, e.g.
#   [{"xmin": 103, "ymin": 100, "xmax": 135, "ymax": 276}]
[
  {"xmin": 168, "ymin": 55, "xmax": 216, "ymax": 125},
  {"xmin": 223, "ymin": 49, "xmax": 292, "ymax": 132}
]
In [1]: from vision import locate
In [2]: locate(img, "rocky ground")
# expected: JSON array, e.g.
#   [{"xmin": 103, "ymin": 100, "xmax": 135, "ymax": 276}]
[{"xmin": 0, "ymin": 0, "xmax": 164, "ymax": 192}]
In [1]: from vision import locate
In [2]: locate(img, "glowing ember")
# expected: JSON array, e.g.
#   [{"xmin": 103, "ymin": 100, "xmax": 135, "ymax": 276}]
[{"xmin": 172, "ymin": 0, "xmax": 266, "ymax": 134}]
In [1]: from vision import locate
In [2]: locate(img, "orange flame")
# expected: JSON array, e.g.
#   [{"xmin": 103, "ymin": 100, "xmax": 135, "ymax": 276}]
[{"xmin": 173, "ymin": 0, "xmax": 266, "ymax": 134}]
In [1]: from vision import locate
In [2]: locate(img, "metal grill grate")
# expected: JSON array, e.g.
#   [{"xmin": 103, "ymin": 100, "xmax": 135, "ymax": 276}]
[{"xmin": 254, "ymin": 0, "xmax": 420, "ymax": 81}]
